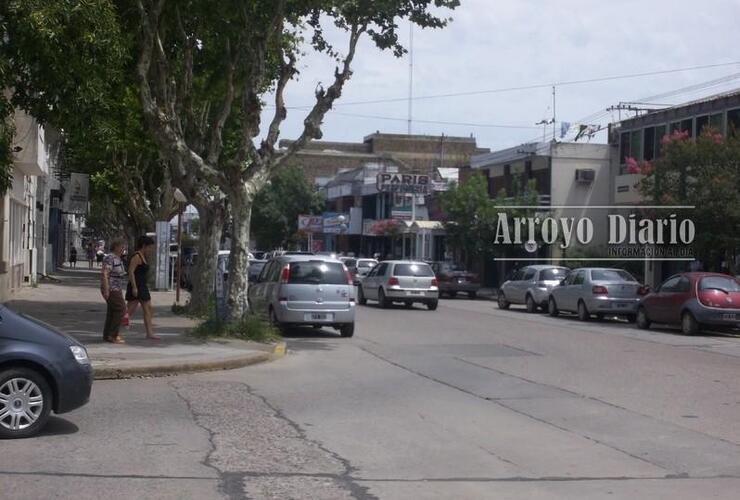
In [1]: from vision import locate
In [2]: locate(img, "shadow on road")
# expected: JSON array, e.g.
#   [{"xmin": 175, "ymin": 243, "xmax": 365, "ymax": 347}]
[{"xmin": 35, "ymin": 417, "xmax": 79, "ymax": 437}]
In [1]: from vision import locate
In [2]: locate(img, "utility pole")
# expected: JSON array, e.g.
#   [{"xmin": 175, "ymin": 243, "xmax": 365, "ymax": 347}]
[
  {"xmin": 552, "ymin": 85, "xmax": 557, "ymax": 141},
  {"xmin": 407, "ymin": 22, "xmax": 414, "ymax": 135}
]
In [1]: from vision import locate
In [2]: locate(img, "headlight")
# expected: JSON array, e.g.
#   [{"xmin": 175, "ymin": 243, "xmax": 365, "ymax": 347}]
[{"xmin": 70, "ymin": 345, "xmax": 90, "ymax": 364}]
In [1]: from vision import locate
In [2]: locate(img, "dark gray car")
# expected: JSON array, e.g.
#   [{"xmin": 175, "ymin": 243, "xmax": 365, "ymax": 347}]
[{"xmin": 0, "ymin": 306, "xmax": 93, "ymax": 438}]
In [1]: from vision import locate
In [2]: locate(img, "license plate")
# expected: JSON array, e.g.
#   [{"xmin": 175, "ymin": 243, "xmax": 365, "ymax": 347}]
[
  {"xmin": 305, "ymin": 313, "xmax": 333, "ymax": 321},
  {"xmin": 407, "ymin": 291, "xmax": 423, "ymax": 296},
  {"xmin": 616, "ymin": 302, "xmax": 629, "ymax": 309},
  {"xmin": 722, "ymin": 313, "xmax": 737, "ymax": 321}
]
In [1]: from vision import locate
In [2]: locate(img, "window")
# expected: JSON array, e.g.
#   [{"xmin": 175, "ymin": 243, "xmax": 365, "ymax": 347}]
[
  {"xmin": 695, "ymin": 115, "xmax": 709, "ymax": 135},
  {"xmin": 659, "ymin": 276, "xmax": 681, "ymax": 292},
  {"xmin": 591, "ymin": 269, "xmax": 635, "ymax": 282},
  {"xmin": 643, "ymin": 127, "xmax": 656, "ymax": 161},
  {"xmin": 374, "ymin": 263, "xmax": 389, "ymax": 277},
  {"xmin": 619, "ymin": 132, "xmax": 630, "ymax": 163},
  {"xmin": 524, "ymin": 160, "xmax": 532, "ymax": 179},
  {"xmin": 681, "ymin": 118, "xmax": 694, "ymax": 137},
  {"xmin": 393, "ymin": 263, "xmax": 434, "ymax": 277},
  {"xmin": 727, "ymin": 108, "xmax": 740, "ymax": 136},
  {"xmin": 288, "ymin": 261, "xmax": 347, "ymax": 285},
  {"xmin": 670, "ymin": 122, "xmax": 681, "ymax": 133},
  {"xmin": 540, "ymin": 268, "xmax": 568, "ymax": 281},
  {"xmin": 699, "ymin": 276, "xmax": 740, "ymax": 292},
  {"xmin": 357, "ymin": 260, "xmax": 376, "ymax": 269},
  {"xmin": 654, "ymin": 124, "xmax": 667, "ymax": 157},
  {"xmin": 709, "ymin": 113, "xmax": 724, "ymax": 133},
  {"xmin": 523, "ymin": 268, "xmax": 537, "ymax": 281},
  {"xmin": 630, "ymin": 130, "xmax": 642, "ymax": 160},
  {"xmin": 573, "ymin": 271, "xmax": 585, "ymax": 285},
  {"xmin": 343, "ymin": 258, "xmax": 357, "ymax": 268},
  {"xmin": 675, "ymin": 277, "xmax": 690, "ymax": 293}
]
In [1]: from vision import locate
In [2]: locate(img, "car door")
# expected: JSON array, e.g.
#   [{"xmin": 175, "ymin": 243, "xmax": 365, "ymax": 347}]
[
  {"xmin": 502, "ymin": 269, "xmax": 521, "ymax": 302},
  {"xmin": 562, "ymin": 270, "xmax": 585, "ymax": 311},
  {"xmin": 364, "ymin": 263, "xmax": 386, "ymax": 300},
  {"xmin": 519, "ymin": 268, "xmax": 537, "ymax": 303},
  {"xmin": 249, "ymin": 260, "xmax": 272, "ymax": 315},
  {"xmin": 649, "ymin": 276, "xmax": 680, "ymax": 323},
  {"xmin": 664, "ymin": 276, "xmax": 691, "ymax": 325}
]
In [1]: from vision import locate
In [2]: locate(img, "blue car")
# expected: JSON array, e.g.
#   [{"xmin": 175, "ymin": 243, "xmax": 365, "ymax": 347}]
[{"xmin": 0, "ymin": 306, "xmax": 93, "ymax": 438}]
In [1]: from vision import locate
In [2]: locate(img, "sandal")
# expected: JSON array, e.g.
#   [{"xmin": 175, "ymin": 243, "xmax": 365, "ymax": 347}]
[{"xmin": 107, "ymin": 336, "xmax": 125, "ymax": 344}]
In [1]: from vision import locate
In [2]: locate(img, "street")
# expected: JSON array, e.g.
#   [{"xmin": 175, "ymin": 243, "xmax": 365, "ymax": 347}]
[{"xmin": 3, "ymin": 297, "xmax": 740, "ymax": 499}]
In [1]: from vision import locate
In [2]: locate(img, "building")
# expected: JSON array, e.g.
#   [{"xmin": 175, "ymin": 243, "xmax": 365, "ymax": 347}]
[
  {"xmin": 316, "ymin": 162, "xmax": 452, "ymax": 260},
  {"xmin": 0, "ymin": 109, "xmax": 59, "ymax": 301},
  {"xmin": 280, "ymin": 132, "xmax": 489, "ymax": 186},
  {"xmin": 609, "ymin": 89, "xmax": 740, "ymax": 285},
  {"xmin": 471, "ymin": 141, "xmax": 612, "ymax": 285}
]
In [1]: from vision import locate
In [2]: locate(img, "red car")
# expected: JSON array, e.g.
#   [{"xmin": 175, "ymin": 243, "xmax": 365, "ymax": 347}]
[{"xmin": 636, "ymin": 272, "xmax": 740, "ymax": 335}]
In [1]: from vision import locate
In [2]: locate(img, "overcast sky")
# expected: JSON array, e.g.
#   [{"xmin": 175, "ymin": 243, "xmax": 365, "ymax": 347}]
[{"xmin": 266, "ymin": 0, "xmax": 740, "ymax": 152}]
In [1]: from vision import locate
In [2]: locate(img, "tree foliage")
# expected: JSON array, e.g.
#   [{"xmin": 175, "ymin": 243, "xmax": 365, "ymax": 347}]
[
  {"xmin": 251, "ymin": 165, "xmax": 323, "ymax": 250},
  {"xmin": 638, "ymin": 128, "xmax": 740, "ymax": 273}
]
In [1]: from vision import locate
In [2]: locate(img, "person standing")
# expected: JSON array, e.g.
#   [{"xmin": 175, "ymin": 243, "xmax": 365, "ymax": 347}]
[
  {"xmin": 69, "ymin": 245, "xmax": 77, "ymax": 268},
  {"xmin": 125, "ymin": 236, "xmax": 159, "ymax": 340},
  {"xmin": 101, "ymin": 239, "xmax": 127, "ymax": 343}
]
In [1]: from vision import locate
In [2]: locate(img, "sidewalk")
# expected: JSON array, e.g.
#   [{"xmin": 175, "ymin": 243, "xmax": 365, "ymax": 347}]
[{"xmin": 6, "ymin": 267, "xmax": 284, "ymax": 379}]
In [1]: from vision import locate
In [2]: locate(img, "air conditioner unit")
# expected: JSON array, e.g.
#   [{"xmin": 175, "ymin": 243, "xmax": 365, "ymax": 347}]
[{"xmin": 575, "ymin": 168, "xmax": 595, "ymax": 183}]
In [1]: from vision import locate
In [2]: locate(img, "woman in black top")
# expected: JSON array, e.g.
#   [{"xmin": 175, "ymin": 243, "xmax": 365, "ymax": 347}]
[{"xmin": 126, "ymin": 236, "xmax": 159, "ymax": 340}]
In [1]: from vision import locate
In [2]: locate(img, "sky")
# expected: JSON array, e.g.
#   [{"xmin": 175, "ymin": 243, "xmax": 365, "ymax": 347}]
[{"xmin": 264, "ymin": 0, "xmax": 740, "ymax": 153}]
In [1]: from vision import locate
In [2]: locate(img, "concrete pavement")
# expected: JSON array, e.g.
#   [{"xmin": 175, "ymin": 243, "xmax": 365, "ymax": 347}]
[
  {"xmin": 5, "ymin": 295, "xmax": 740, "ymax": 498},
  {"xmin": 7, "ymin": 268, "xmax": 283, "ymax": 378}
]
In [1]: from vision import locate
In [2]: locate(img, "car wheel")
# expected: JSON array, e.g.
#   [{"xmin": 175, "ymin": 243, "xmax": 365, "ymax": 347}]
[
  {"xmin": 378, "ymin": 288, "xmax": 389, "ymax": 309},
  {"xmin": 427, "ymin": 300, "xmax": 439, "ymax": 311},
  {"xmin": 497, "ymin": 293, "xmax": 510, "ymax": 310},
  {"xmin": 357, "ymin": 286, "xmax": 367, "ymax": 305},
  {"xmin": 339, "ymin": 324, "xmax": 355, "ymax": 338},
  {"xmin": 681, "ymin": 311, "xmax": 700, "ymax": 336},
  {"xmin": 636, "ymin": 307, "xmax": 651, "ymax": 330},
  {"xmin": 525, "ymin": 294, "xmax": 537, "ymax": 313},
  {"xmin": 468, "ymin": 291, "xmax": 477, "ymax": 300},
  {"xmin": 448, "ymin": 291, "xmax": 457, "ymax": 298},
  {"xmin": 548, "ymin": 297, "xmax": 559, "ymax": 317},
  {"xmin": 0, "ymin": 368, "xmax": 52, "ymax": 439},
  {"xmin": 269, "ymin": 308, "xmax": 284, "ymax": 335},
  {"xmin": 577, "ymin": 300, "xmax": 590, "ymax": 321}
]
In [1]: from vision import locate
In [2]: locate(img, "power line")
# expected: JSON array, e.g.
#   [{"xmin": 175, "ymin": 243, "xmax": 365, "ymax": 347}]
[
  {"xmin": 284, "ymin": 61, "xmax": 740, "ymax": 109},
  {"xmin": 331, "ymin": 112, "xmax": 541, "ymax": 129}
]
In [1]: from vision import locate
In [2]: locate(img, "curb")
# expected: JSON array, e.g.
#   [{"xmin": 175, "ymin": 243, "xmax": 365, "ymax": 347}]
[{"xmin": 93, "ymin": 341, "xmax": 288, "ymax": 380}]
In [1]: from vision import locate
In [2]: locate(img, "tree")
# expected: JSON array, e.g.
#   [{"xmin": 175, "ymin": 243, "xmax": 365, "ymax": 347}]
[
  {"xmin": 135, "ymin": 0, "xmax": 460, "ymax": 320},
  {"xmin": 251, "ymin": 165, "xmax": 323, "ymax": 250},
  {"xmin": 638, "ymin": 128, "xmax": 740, "ymax": 274}
]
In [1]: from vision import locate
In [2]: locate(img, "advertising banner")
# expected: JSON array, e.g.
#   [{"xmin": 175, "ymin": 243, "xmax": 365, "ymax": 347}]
[
  {"xmin": 298, "ymin": 215, "xmax": 324, "ymax": 233},
  {"xmin": 154, "ymin": 221, "xmax": 170, "ymax": 290},
  {"xmin": 323, "ymin": 212, "xmax": 350, "ymax": 234},
  {"xmin": 62, "ymin": 173, "xmax": 90, "ymax": 214},
  {"xmin": 376, "ymin": 173, "xmax": 430, "ymax": 195}
]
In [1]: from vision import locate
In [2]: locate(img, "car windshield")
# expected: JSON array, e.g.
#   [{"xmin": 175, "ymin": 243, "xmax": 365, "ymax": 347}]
[
  {"xmin": 343, "ymin": 259, "xmax": 357, "ymax": 267},
  {"xmin": 394, "ymin": 263, "xmax": 434, "ymax": 277},
  {"xmin": 591, "ymin": 269, "xmax": 635, "ymax": 282},
  {"xmin": 288, "ymin": 261, "xmax": 347, "ymax": 285},
  {"xmin": 357, "ymin": 260, "xmax": 375, "ymax": 268},
  {"xmin": 541, "ymin": 268, "xmax": 568, "ymax": 280},
  {"xmin": 699, "ymin": 276, "xmax": 740, "ymax": 292}
]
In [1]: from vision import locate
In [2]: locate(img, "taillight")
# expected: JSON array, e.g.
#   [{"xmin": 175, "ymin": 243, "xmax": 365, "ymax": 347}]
[
  {"xmin": 637, "ymin": 286, "xmax": 649, "ymax": 296},
  {"xmin": 592, "ymin": 285, "xmax": 608, "ymax": 295},
  {"xmin": 345, "ymin": 269, "xmax": 353, "ymax": 285},
  {"xmin": 431, "ymin": 278, "xmax": 439, "ymax": 287},
  {"xmin": 388, "ymin": 277, "xmax": 399, "ymax": 286},
  {"xmin": 280, "ymin": 264, "xmax": 290, "ymax": 284}
]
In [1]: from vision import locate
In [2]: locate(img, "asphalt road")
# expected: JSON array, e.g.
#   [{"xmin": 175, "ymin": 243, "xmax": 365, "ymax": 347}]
[{"xmin": 4, "ymin": 298, "xmax": 740, "ymax": 499}]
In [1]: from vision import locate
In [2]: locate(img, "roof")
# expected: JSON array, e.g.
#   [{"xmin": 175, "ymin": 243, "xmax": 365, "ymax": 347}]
[{"xmin": 471, "ymin": 142, "xmax": 551, "ymax": 169}]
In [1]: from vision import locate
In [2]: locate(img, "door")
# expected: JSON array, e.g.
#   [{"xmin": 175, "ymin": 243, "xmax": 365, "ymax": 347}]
[
  {"xmin": 502, "ymin": 269, "xmax": 523, "ymax": 302},
  {"xmin": 249, "ymin": 261, "xmax": 272, "ymax": 315},
  {"xmin": 563, "ymin": 270, "xmax": 586, "ymax": 311},
  {"xmin": 649, "ymin": 276, "xmax": 681, "ymax": 323},
  {"xmin": 664, "ymin": 276, "xmax": 691, "ymax": 324},
  {"xmin": 518, "ymin": 267, "xmax": 537, "ymax": 303},
  {"xmin": 364, "ymin": 263, "xmax": 387, "ymax": 300}
]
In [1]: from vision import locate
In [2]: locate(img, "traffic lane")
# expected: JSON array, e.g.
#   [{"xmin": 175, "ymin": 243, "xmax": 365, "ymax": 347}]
[
  {"xmin": 0, "ymin": 378, "xmax": 221, "ymax": 500},
  {"xmin": 351, "ymin": 300, "xmax": 740, "ymax": 467},
  {"xmin": 204, "ymin": 337, "xmax": 669, "ymax": 483}
]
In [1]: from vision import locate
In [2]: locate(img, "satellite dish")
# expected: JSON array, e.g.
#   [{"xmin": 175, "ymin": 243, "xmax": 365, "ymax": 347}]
[{"xmin": 524, "ymin": 240, "xmax": 538, "ymax": 253}]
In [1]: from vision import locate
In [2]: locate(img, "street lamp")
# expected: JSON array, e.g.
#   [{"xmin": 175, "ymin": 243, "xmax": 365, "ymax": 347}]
[{"xmin": 174, "ymin": 188, "xmax": 187, "ymax": 305}]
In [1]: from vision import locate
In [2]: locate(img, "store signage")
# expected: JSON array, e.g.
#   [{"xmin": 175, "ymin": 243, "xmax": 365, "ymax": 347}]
[
  {"xmin": 376, "ymin": 173, "xmax": 430, "ymax": 194},
  {"xmin": 323, "ymin": 212, "xmax": 350, "ymax": 234},
  {"xmin": 62, "ymin": 173, "xmax": 90, "ymax": 214},
  {"xmin": 298, "ymin": 215, "xmax": 323, "ymax": 233}
]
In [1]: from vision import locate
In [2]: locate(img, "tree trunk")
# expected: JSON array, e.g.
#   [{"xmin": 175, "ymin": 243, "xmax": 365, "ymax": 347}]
[
  {"xmin": 189, "ymin": 198, "xmax": 226, "ymax": 313},
  {"xmin": 226, "ymin": 190, "xmax": 252, "ymax": 320}
]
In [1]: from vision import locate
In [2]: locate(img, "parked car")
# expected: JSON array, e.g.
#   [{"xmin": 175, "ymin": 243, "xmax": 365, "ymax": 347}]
[
  {"xmin": 498, "ymin": 265, "xmax": 569, "ymax": 312},
  {"xmin": 430, "ymin": 262, "xmax": 480, "ymax": 299},
  {"xmin": 636, "ymin": 272, "xmax": 740, "ymax": 335},
  {"xmin": 353, "ymin": 258, "xmax": 378, "ymax": 284},
  {"xmin": 248, "ymin": 259, "xmax": 268, "ymax": 282},
  {"xmin": 358, "ymin": 260, "xmax": 439, "ymax": 310},
  {"xmin": 247, "ymin": 255, "xmax": 356, "ymax": 337},
  {"xmin": 0, "ymin": 306, "xmax": 93, "ymax": 438},
  {"xmin": 548, "ymin": 267, "xmax": 647, "ymax": 321}
]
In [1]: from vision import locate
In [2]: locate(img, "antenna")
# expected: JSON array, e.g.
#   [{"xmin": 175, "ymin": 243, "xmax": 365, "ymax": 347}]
[
  {"xmin": 552, "ymin": 85, "xmax": 556, "ymax": 141},
  {"xmin": 407, "ymin": 22, "xmax": 414, "ymax": 135}
]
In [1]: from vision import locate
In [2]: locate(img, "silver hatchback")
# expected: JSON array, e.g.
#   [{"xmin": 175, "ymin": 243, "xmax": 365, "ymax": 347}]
[
  {"xmin": 498, "ymin": 265, "xmax": 569, "ymax": 312},
  {"xmin": 248, "ymin": 255, "xmax": 356, "ymax": 337},
  {"xmin": 358, "ymin": 260, "xmax": 439, "ymax": 310}
]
